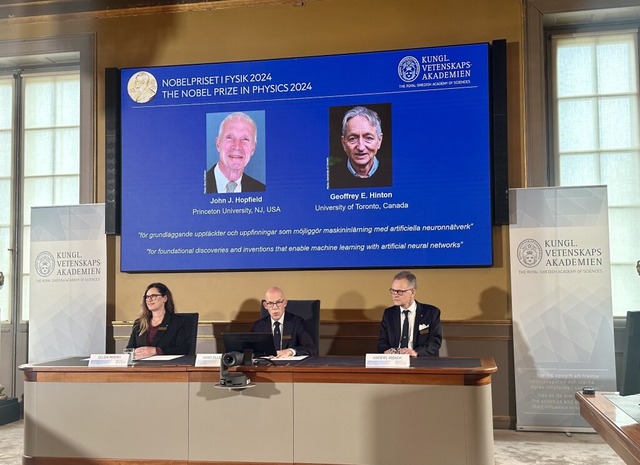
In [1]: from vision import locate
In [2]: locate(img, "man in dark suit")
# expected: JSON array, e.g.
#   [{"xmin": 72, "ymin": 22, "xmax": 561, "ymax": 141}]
[
  {"xmin": 251, "ymin": 287, "xmax": 317, "ymax": 357},
  {"xmin": 377, "ymin": 270, "xmax": 442, "ymax": 357},
  {"xmin": 205, "ymin": 111, "xmax": 266, "ymax": 193}
]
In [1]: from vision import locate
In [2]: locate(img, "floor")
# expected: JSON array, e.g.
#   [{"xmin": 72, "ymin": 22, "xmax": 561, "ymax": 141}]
[
  {"xmin": 0, "ymin": 419, "xmax": 627, "ymax": 464},
  {"xmin": 493, "ymin": 429, "xmax": 625, "ymax": 465}
]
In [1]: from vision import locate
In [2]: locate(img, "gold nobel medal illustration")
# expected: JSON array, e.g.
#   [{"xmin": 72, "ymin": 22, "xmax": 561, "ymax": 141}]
[{"xmin": 128, "ymin": 71, "xmax": 157, "ymax": 103}]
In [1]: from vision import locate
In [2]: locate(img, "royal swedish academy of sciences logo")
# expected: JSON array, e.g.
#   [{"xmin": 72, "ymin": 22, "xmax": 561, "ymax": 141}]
[
  {"xmin": 35, "ymin": 251, "xmax": 55, "ymax": 277},
  {"xmin": 397, "ymin": 56, "xmax": 420, "ymax": 83},
  {"xmin": 517, "ymin": 239, "xmax": 543, "ymax": 268}
]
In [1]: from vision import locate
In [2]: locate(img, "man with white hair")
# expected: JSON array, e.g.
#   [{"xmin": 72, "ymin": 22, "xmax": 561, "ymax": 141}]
[{"xmin": 205, "ymin": 111, "xmax": 266, "ymax": 193}]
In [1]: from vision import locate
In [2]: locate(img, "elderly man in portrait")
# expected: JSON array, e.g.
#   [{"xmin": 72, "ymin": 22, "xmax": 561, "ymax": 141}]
[
  {"xmin": 205, "ymin": 111, "xmax": 266, "ymax": 193},
  {"xmin": 329, "ymin": 105, "xmax": 392, "ymax": 189}
]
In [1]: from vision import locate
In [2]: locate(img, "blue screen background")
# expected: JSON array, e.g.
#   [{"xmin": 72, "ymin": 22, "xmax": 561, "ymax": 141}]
[{"xmin": 120, "ymin": 43, "xmax": 493, "ymax": 271}]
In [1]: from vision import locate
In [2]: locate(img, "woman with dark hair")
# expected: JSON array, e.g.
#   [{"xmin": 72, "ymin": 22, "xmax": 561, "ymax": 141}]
[{"xmin": 125, "ymin": 282, "xmax": 190, "ymax": 359}]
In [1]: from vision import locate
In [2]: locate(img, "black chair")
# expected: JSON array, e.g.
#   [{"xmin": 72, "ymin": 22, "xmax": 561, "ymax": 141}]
[
  {"xmin": 178, "ymin": 312, "xmax": 200, "ymax": 355},
  {"xmin": 260, "ymin": 300, "xmax": 320, "ymax": 352}
]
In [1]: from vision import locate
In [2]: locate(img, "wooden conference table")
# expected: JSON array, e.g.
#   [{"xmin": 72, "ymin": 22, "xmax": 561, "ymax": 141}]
[
  {"xmin": 21, "ymin": 355, "xmax": 497, "ymax": 465},
  {"xmin": 576, "ymin": 391, "xmax": 640, "ymax": 465}
]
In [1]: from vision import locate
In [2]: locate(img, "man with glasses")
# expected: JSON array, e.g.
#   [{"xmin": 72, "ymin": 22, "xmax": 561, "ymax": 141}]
[
  {"xmin": 251, "ymin": 287, "xmax": 317, "ymax": 357},
  {"xmin": 377, "ymin": 271, "xmax": 442, "ymax": 357}
]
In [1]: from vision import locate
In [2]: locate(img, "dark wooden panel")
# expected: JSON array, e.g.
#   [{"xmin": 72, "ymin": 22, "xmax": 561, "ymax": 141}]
[{"xmin": 577, "ymin": 391, "xmax": 640, "ymax": 465}]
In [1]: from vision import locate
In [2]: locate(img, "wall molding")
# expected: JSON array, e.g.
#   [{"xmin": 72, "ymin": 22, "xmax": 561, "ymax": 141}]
[{"xmin": 0, "ymin": 0, "xmax": 310, "ymax": 23}]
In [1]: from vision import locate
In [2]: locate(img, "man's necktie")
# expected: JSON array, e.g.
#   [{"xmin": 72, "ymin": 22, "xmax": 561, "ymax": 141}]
[
  {"xmin": 400, "ymin": 310, "xmax": 410, "ymax": 348},
  {"xmin": 225, "ymin": 181, "xmax": 237, "ymax": 193},
  {"xmin": 273, "ymin": 321, "xmax": 281, "ymax": 351}
]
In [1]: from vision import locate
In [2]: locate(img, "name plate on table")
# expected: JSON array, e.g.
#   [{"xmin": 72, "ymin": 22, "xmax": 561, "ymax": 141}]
[
  {"xmin": 88, "ymin": 354, "xmax": 130, "ymax": 367},
  {"xmin": 195, "ymin": 353, "xmax": 222, "ymax": 367},
  {"xmin": 365, "ymin": 353, "xmax": 410, "ymax": 368}
]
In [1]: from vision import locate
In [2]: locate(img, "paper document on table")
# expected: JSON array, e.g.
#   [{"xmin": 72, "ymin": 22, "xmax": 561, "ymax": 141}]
[
  {"xmin": 141, "ymin": 355, "xmax": 184, "ymax": 361},
  {"xmin": 272, "ymin": 355, "xmax": 308, "ymax": 361}
]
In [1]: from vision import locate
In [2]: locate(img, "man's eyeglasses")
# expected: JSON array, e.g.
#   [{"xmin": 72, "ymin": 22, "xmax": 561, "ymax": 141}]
[
  {"xmin": 144, "ymin": 293, "xmax": 164, "ymax": 301},
  {"xmin": 264, "ymin": 299, "xmax": 285, "ymax": 308},
  {"xmin": 389, "ymin": 288, "xmax": 414, "ymax": 295}
]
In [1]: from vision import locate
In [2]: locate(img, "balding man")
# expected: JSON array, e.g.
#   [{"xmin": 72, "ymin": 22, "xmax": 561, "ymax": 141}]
[{"xmin": 251, "ymin": 287, "xmax": 317, "ymax": 357}]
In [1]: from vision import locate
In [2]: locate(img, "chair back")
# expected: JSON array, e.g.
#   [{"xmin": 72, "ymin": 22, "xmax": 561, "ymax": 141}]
[
  {"xmin": 179, "ymin": 312, "xmax": 200, "ymax": 355},
  {"xmin": 260, "ymin": 300, "xmax": 320, "ymax": 352}
]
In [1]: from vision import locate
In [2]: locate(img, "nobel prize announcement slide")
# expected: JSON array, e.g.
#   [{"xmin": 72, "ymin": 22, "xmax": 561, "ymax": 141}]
[{"xmin": 120, "ymin": 43, "xmax": 493, "ymax": 272}]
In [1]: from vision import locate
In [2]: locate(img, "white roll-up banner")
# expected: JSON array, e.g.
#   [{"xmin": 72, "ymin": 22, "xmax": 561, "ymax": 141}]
[
  {"xmin": 29, "ymin": 204, "xmax": 106, "ymax": 363},
  {"xmin": 509, "ymin": 186, "xmax": 616, "ymax": 431}
]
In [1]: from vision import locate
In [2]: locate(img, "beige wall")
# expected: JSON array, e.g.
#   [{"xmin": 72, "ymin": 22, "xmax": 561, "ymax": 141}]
[{"xmin": 1, "ymin": 0, "xmax": 523, "ymax": 323}]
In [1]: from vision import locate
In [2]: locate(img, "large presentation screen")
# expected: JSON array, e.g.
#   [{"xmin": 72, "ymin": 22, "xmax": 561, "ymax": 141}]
[{"xmin": 120, "ymin": 43, "xmax": 493, "ymax": 272}]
